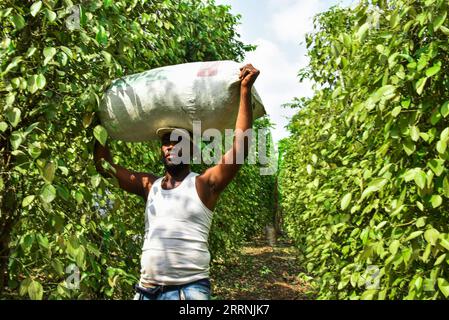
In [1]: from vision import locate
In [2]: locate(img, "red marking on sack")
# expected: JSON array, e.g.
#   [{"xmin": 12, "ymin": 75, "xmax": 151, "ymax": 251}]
[{"xmin": 197, "ymin": 63, "xmax": 219, "ymax": 77}]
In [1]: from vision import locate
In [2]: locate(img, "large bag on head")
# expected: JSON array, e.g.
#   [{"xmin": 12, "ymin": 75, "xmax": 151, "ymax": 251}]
[{"xmin": 98, "ymin": 61, "xmax": 266, "ymax": 142}]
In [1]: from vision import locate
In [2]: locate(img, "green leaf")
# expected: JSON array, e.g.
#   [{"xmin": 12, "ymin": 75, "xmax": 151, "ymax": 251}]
[
  {"xmin": 425, "ymin": 61, "xmax": 442, "ymax": 77},
  {"xmin": 424, "ymin": 228, "xmax": 440, "ymax": 246},
  {"xmin": 444, "ymin": 176, "xmax": 449, "ymax": 198},
  {"xmin": 361, "ymin": 178, "xmax": 388, "ymax": 200},
  {"xmin": 28, "ymin": 280, "xmax": 43, "ymax": 300},
  {"xmin": 413, "ymin": 169, "xmax": 427, "ymax": 190},
  {"xmin": 0, "ymin": 122, "xmax": 7, "ymax": 132},
  {"xmin": 341, "ymin": 193, "xmax": 352, "ymax": 210},
  {"xmin": 36, "ymin": 74, "xmax": 46, "ymax": 89},
  {"xmin": 405, "ymin": 231, "xmax": 423, "ymax": 242},
  {"xmin": 60, "ymin": 46, "xmax": 73, "ymax": 59},
  {"xmin": 44, "ymin": 9, "xmax": 57, "ymax": 22},
  {"xmin": 435, "ymin": 254, "xmax": 447, "ymax": 266},
  {"xmin": 431, "ymin": 110, "xmax": 443, "ymax": 125},
  {"xmin": 19, "ymin": 279, "xmax": 31, "ymax": 296},
  {"xmin": 428, "ymin": 159, "xmax": 445, "ymax": 176},
  {"xmin": 10, "ymin": 132, "xmax": 23, "ymax": 150},
  {"xmin": 403, "ymin": 140, "xmax": 416, "ymax": 155},
  {"xmin": 104, "ymin": 0, "xmax": 113, "ymax": 7},
  {"xmin": 43, "ymin": 161, "xmax": 56, "ymax": 184},
  {"xmin": 76, "ymin": 246, "xmax": 86, "ymax": 268},
  {"xmin": 37, "ymin": 234, "xmax": 49, "ymax": 250},
  {"xmin": 410, "ymin": 126, "xmax": 420, "ymax": 142},
  {"xmin": 436, "ymin": 140, "xmax": 447, "ymax": 154},
  {"xmin": 22, "ymin": 195, "xmax": 35, "ymax": 207},
  {"xmin": 51, "ymin": 260, "xmax": 64, "ymax": 276},
  {"xmin": 441, "ymin": 128, "xmax": 449, "ymax": 142},
  {"xmin": 433, "ymin": 11, "xmax": 447, "ymax": 31},
  {"xmin": 91, "ymin": 175, "xmax": 101, "ymax": 188},
  {"xmin": 96, "ymin": 26, "xmax": 108, "ymax": 45},
  {"xmin": 43, "ymin": 47, "xmax": 56, "ymax": 66},
  {"xmin": 25, "ymin": 47, "xmax": 37, "ymax": 58},
  {"xmin": 360, "ymin": 289, "xmax": 377, "ymax": 300},
  {"xmin": 441, "ymin": 101, "xmax": 449, "ymax": 118},
  {"xmin": 6, "ymin": 108, "xmax": 21, "ymax": 127},
  {"xmin": 101, "ymin": 50, "xmax": 112, "ymax": 64},
  {"xmin": 440, "ymin": 25, "xmax": 449, "ymax": 35},
  {"xmin": 415, "ymin": 77, "xmax": 428, "ymax": 95},
  {"xmin": 389, "ymin": 240, "xmax": 400, "ymax": 255},
  {"xmin": 30, "ymin": 1, "xmax": 43, "ymax": 17},
  {"xmin": 422, "ymin": 244, "xmax": 432, "ymax": 262},
  {"xmin": 372, "ymin": 85, "xmax": 396, "ymax": 102},
  {"xmin": 11, "ymin": 14, "xmax": 26, "ymax": 30},
  {"xmin": 391, "ymin": 106, "xmax": 402, "ymax": 117},
  {"xmin": 27, "ymin": 75, "xmax": 38, "ymax": 94},
  {"xmin": 28, "ymin": 143, "xmax": 41, "ymax": 159},
  {"xmin": 416, "ymin": 217, "xmax": 426, "ymax": 228},
  {"xmin": 431, "ymin": 195, "xmax": 443, "ymax": 208},
  {"xmin": 437, "ymin": 278, "xmax": 449, "ymax": 298},
  {"xmin": 25, "ymin": 122, "xmax": 40, "ymax": 135},
  {"xmin": 440, "ymin": 238, "xmax": 449, "ymax": 251},
  {"xmin": 356, "ymin": 22, "xmax": 370, "ymax": 41},
  {"xmin": 40, "ymin": 184, "xmax": 56, "ymax": 203},
  {"xmin": 94, "ymin": 125, "xmax": 108, "ymax": 146}
]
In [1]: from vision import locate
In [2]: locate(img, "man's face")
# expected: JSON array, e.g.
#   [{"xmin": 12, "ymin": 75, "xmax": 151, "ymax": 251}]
[{"xmin": 160, "ymin": 132, "xmax": 192, "ymax": 166}]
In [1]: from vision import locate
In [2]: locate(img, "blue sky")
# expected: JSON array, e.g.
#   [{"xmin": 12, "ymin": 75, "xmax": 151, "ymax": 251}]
[{"xmin": 214, "ymin": 0, "xmax": 354, "ymax": 145}]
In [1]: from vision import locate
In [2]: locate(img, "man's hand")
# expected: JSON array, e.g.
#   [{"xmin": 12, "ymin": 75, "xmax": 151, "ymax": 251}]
[{"xmin": 239, "ymin": 64, "xmax": 260, "ymax": 89}]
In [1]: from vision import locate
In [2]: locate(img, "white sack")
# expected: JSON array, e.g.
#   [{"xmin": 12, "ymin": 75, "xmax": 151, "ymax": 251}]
[{"xmin": 98, "ymin": 60, "xmax": 266, "ymax": 142}]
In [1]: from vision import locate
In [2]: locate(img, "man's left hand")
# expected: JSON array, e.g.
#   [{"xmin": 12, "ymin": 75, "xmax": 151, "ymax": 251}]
[{"xmin": 239, "ymin": 64, "xmax": 260, "ymax": 89}]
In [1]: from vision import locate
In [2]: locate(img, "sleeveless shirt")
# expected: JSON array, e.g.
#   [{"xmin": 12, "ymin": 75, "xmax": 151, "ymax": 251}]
[{"xmin": 139, "ymin": 172, "xmax": 214, "ymax": 286}]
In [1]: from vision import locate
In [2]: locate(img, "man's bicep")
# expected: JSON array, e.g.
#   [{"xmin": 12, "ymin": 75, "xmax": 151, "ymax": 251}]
[
  {"xmin": 205, "ymin": 157, "xmax": 241, "ymax": 193},
  {"xmin": 114, "ymin": 166, "xmax": 155, "ymax": 199}
]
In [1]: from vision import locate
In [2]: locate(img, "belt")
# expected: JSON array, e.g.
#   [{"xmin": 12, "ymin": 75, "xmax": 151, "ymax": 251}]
[
  {"xmin": 134, "ymin": 284, "xmax": 180, "ymax": 295},
  {"xmin": 135, "ymin": 278, "xmax": 210, "ymax": 296}
]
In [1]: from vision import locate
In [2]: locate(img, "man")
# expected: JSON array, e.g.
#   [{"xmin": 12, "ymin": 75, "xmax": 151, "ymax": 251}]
[{"xmin": 94, "ymin": 64, "xmax": 260, "ymax": 300}]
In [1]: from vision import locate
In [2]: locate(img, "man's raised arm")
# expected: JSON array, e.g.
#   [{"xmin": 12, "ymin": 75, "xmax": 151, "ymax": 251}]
[
  {"xmin": 93, "ymin": 140, "xmax": 157, "ymax": 201},
  {"xmin": 201, "ymin": 64, "xmax": 260, "ymax": 194}
]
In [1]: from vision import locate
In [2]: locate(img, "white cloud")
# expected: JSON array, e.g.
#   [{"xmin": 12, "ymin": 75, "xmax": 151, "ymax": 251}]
[
  {"xmin": 270, "ymin": 1, "xmax": 327, "ymax": 44},
  {"xmin": 205, "ymin": 0, "xmax": 355, "ymax": 145},
  {"xmin": 242, "ymin": 38, "xmax": 313, "ymax": 143}
]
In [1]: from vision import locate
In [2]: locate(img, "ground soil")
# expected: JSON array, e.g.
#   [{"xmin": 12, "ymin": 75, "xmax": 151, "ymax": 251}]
[{"xmin": 210, "ymin": 236, "xmax": 313, "ymax": 300}]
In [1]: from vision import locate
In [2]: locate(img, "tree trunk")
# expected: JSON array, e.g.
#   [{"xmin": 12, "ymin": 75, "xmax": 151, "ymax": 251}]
[
  {"xmin": 0, "ymin": 177, "xmax": 19, "ymax": 296},
  {"xmin": 0, "ymin": 231, "xmax": 11, "ymax": 295}
]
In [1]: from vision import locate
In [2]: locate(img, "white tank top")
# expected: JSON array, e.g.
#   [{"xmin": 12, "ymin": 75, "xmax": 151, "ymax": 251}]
[{"xmin": 139, "ymin": 172, "xmax": 214, "ymax": 286}]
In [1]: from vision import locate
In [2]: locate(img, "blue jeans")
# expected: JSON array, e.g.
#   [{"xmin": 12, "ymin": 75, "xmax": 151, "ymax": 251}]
[{"xmin": 134, "ymin": 278, "xmax": 211, "ymax": 300}]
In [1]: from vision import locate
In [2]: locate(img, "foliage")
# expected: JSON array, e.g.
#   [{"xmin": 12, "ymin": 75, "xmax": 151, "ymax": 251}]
[
  {"xmin": 0, "ymin": 0, "xmax": 271, "ymax": 300},
  {"xmin": 280, "ymin": 0, "xmax": 449, "ymax": 299}
]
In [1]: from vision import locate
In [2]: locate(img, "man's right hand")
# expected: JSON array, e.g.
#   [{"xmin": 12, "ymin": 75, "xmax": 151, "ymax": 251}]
[{"xmin": 94, "ymin": 140, "xmax": 113, "ymax": 176}]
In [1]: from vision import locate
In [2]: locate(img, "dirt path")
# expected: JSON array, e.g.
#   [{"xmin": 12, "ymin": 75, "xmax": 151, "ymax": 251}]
[{"xmin": 210, "ymin": 236, "xmax": 313, "ymax": 300}]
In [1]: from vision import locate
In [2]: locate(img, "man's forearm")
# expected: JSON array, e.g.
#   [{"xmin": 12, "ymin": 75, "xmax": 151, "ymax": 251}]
[
  {"xmin": 233, "ymin": 87, "xmax": 253, "ymax": 160},
  {"xmin": 94, "ymin": 141, "xmax": 115, "ymax": 178},
  {"xmin": 236, "ymin": 87, "xmax": 253, "ymax": 131}
]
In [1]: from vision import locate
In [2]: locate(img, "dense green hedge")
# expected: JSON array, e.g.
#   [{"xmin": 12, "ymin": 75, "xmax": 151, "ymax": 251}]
[
  {"xmin": 0, "ymin": 0, "xmax": 273, "ymax": 300},
  {"xmin": 280, "ymin": 0, "xmax": 449, "ymax": 299}
]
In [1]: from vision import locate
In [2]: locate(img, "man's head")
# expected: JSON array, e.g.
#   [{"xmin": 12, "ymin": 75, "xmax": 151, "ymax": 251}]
[{"xmin": 158, "ymin": 128, "xmax": 194, "ymax": 172}]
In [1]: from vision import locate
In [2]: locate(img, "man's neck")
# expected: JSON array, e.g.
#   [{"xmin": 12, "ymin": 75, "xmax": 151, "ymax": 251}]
[{"xmin": 164, "ymin": 165, "xmax": 191, "ymax": 182}]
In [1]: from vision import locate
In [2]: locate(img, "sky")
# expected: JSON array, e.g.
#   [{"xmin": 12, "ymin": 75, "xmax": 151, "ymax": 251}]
[{"xmin": 214, "ymin": 0, "xmax": 354, "ymax": 145}]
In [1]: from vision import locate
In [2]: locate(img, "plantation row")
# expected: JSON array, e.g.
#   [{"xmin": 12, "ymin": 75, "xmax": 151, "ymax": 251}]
[
  {"xmin": 0, "ymin": 0, "xmax": 274, "ymax": 299},
  {"xmin": 280, "ymin": 0, "xmax": 449, "ymax": 299}
]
